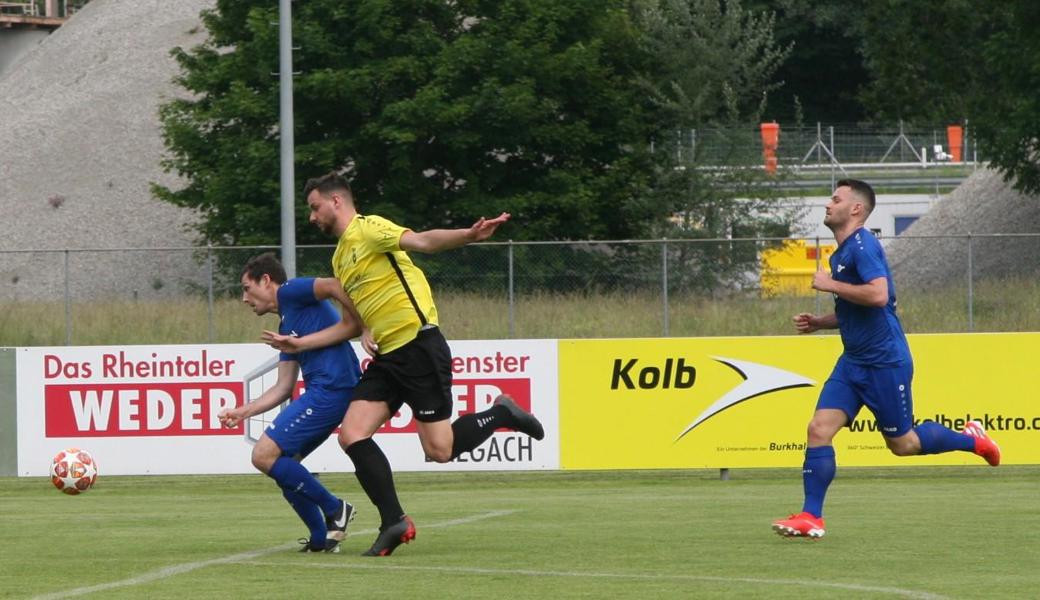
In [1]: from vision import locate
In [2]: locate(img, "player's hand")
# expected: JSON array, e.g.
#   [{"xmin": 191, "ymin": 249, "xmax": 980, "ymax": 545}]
[
  {"xmin": 811, "ymin": 269, "xmax": 834, "ymax": 293},
  {"xmin": 793, "ymin": 312, "xmax": 819, "ymax": 334},
  {"xmin": 218, "ymin": 408, "xmax": 241, "ymax": 429},
  {"xmin": 360, "ymin": 327, "xmax": 379, "ymax": 357},
  {"xmin": 262, "ymin": 330, "xmax": 300, "ymax": 353},
  {"xmin": 468, "ymin": 212, "xmax": 510, "ymax": 242}
]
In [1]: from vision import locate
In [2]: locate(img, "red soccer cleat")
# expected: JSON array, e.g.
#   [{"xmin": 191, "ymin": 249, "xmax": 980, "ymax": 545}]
[
  {"xmin": 361, "ymin": 515, "xmax": 416, "ymax": 557},
  {"xmin": 963, "ymin": 420, "xmax": 1001, "ymax": 466},
  {"xmin": 772, "ymin": 512, "xmax": 826, "ymax": 539}
]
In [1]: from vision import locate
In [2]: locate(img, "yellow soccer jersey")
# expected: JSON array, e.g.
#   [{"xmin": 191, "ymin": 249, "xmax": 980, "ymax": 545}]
[{"xmin": 332, "ymin": 214, "xmax": 439, "ymax": 353}]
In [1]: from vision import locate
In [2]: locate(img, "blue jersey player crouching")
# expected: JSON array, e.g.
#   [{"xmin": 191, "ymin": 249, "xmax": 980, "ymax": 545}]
[
  {"xmin": 219, "ymin": 253, "xmax": 364, "ymax": 552},
  {"xmin": 772, "ymin": 179, "xmax": 1001, "ymax": 539}
]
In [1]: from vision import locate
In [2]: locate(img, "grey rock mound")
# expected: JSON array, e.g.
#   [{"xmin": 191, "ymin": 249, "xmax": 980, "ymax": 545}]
[
  {"xmin": 887, "ymin": 168, "xmax": 1040, "ymax": 290},
  {"xmin": 0, "ymin": 0, "xmax": 214, "ymax": 301}
]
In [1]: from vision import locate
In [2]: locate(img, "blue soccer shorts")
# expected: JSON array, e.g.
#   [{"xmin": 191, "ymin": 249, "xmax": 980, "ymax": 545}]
[
  {"xmin": 265, "ymin": 389, "xmax": 351, "ymax": 458},
  {"xmin": 816, "ymin": 355, "xmax": 914, "ymax": 437}
]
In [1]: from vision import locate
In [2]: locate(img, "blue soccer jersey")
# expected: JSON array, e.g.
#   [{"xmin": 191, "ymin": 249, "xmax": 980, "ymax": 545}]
[
  {"xmin": 828, "ymin": 228, "xmax": 910, "ymax": 367},
  {"xmin": 277, "ymin": 278, "xmax": 361, "ymax": 392}
]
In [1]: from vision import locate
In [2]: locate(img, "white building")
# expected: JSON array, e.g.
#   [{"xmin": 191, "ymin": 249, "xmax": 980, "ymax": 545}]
[{"xmin": 789, "ymin": 193, "xmax": 941, "ymax": 243}]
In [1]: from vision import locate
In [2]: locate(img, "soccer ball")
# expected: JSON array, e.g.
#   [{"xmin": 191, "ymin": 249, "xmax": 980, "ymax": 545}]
[{"xmin": 50, "ymin": 448, "xmax": 98, "ymax": 495}]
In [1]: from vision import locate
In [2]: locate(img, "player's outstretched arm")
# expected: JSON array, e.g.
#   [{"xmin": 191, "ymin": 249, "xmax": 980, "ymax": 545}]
[
  {"xmin": 219, "ymin": 361, "xmax": 298, "ymax": 428},
  {"xmin": 400, "ymin": 212, "xmax": 510, "ymax": 254}
]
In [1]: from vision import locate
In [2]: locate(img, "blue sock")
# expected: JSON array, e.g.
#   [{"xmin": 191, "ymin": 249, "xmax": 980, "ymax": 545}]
[
  {"xmin": 269, "ymin": 457, "xmax": 341, "ymax": 516},
  {"xmin": 913, "ymin": 421, "xmax": 975, "ymax": 454},
  {"xmin": 281, "ymin": 488, "xmax": 326, "ymax": 547},
  {"xmin": 801, "ymin": 445, "xmax": 836, "ymax": 519}
]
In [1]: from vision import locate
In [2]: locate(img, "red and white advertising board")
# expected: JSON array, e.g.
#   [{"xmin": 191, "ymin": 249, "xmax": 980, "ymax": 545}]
[{"xmin": 15, "ymin": 340, "xmax": 559, "ymax": 476}]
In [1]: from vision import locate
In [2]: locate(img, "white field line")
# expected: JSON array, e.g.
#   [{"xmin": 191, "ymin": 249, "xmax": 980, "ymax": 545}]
[
  {"xmin": 240, "ymin": 560, "xmax": 951, "ymax": 600},
  {"xmin": 31, "ymin": 510, "xmax": 516, "ymax": 600}
]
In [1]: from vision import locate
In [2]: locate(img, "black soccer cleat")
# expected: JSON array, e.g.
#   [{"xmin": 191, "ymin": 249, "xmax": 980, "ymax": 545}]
[
  {"xmin": 361, "ymin": 515, "xmax": 416, "ymax": 557},
  {"xmin": 326, "ymin": 499, "xmax": 356, "ymax": 542},
  {"xmin": 298, "ymin": 538, "xmax": 341, "ymax": 553},
  {"xmin": 494, "ymin": 394, "xmax": 545, "ymax": 440}
]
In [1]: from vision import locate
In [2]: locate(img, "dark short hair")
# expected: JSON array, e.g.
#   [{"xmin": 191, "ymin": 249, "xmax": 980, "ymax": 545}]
[
  {"xmin": 836, "ymin": 178, "xmax": 876, "ymax": 214},
  {"xmin": 303, "ymin": 171, "xmax": 352, "ymax": 200},
  {"xmin": 241, "ymin": 252, "xmax": 287, "ymax": 285}
]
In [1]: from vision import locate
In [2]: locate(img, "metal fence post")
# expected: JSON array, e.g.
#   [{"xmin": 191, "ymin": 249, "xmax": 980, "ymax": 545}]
[
  {"xmin": 814, "ymin": 236, "xmax": 822, "ymax": 316},
  {"xmin": 507, "ymin": 240, "xmax": 515, "ymax": 339},
  {"xmin": 967, "ymin": 233, "xmax": 974, "ymax": 332},
  {"xmin": 662, "ymin": 238, "xmax": 669, "ymax": 337},
  {"xmin": 207, "ymin": 244, "xmax": 215, "ymax": 343},
  {"xmin": 64, "ymin": 249, "xmax": 71, "ymax": 346},
  {"xmin": 829, "ymin": 126, "xmax": 837, "ymax": 191}
]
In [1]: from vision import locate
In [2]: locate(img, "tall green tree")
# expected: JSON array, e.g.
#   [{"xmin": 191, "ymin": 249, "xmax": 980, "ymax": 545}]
[
  {"xmin": 840, "ymin": 1, "xmax": 1040, "ymax": 193},
  {"xmin": 755, "ymin": 0, "xmax": 869, "ymax": 123},
  {"xmin": 636, "ymin": 0, "xmax": 790, "ymax": 126},
  {"xmin": 634, "ymin": 0, "xmax": 799, "ymax": 293},
  {"xmin": 155, "ymin": 0, "xmax": 661, "ymax": 245},
  {"xmin": 972, "ymin": 2, "xmax": 1040, "ymax": 193},
  {"xmin": 854, "ymin": 0, "xmax": 1005, "ymax": 124}
]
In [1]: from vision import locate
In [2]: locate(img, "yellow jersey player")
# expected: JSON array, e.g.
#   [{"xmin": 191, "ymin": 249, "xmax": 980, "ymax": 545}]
[{"xmin": 264, "ymin": 172, "xmax": 544, "ymax": 556}]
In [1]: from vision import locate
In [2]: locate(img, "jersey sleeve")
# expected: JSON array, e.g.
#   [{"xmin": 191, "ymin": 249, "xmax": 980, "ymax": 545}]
[
  {"xmin": 855, "ymin": 237, "xmax": 888, "ymax": 282},
  {"xmin": 358, "ymin": 215, "xmax": 409, "ymax": 253},
  {"xmin": 278, "ymin": 278, "xmax": 318, "ymax": 310},
  {"xmin": 277, "ymin": 278, "xmax": 318, "ymax": 363}
]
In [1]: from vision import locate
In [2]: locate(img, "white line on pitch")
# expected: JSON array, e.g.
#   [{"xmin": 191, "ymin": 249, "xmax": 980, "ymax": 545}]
[
  {"xmin": 242, "ymin": 560, "xmax": 950, "ymax": 600},
  {"xmin": 31, "ymin": 510, "xmax": 516, "ymax": 600}
]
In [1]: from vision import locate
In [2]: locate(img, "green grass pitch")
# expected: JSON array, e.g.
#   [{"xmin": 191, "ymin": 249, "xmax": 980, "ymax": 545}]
[{"xmin": 2, "ymin": 467, "xmax": 1037, "ymax": 599}]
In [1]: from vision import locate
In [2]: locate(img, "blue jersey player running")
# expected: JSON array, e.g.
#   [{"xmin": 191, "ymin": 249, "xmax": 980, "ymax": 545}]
[
  {"xmin": 772, "ymin": 179, "xmax": 1001, "ymax": 539},
  {"xmin": 219, "ymin": 253, "xmax": 364, "ymax": 552}
]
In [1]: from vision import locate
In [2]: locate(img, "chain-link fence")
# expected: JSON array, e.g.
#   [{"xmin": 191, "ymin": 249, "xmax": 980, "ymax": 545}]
[
  {"xmin": 656, "ymin": 122, "xmax": 979, "ymax": 168},
  {"xmin": 2, "ymin": 234, "xmax": 1038, "ymax": 346}
]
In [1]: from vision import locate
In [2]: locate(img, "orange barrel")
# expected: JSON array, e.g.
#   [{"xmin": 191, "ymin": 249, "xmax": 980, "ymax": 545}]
[
  {"xmin": 760, "ymin": 122, "xmax": 780, "ymax": 173},
  {"xmin": 947, "ymin": 125, "xmax": 963, "ymax": 162}
]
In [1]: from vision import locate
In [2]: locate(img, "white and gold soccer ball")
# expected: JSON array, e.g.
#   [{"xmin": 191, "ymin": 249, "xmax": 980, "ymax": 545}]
[{"xmin": 50, "ymin": 448, "xmax": 98, "ymax": 495}]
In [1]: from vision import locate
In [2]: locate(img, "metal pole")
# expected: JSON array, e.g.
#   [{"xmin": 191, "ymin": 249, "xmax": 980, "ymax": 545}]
[
  {"xmin": 662, "ymin": 239, "xmax": 669, "ymax": 336},
  {"xmin": 967, "ymin": 234, "xmax": 974, "ymax": 332},
  {"xmin": 508, "ymin": 240, "xmax": 515, "ymax": 338},
  {"xmin": 816, "ymin": 122, "xmax": 822, "ymax": 164},
  {"xmin": 814, "ymin": 236, "xmax": 821, "ymax": 316},
  {"xmin": 279, "ymin": 0, "xmax": 297, "ymax": 278},
  {"xmin": 829, "ymin": 126, "xmax": 836, "ymax": 191},
  {"xmin": 207, "ymin": 245, "xmax": 215, "ymax": 343},
  {"xmin": 64, "ymin": 250, "xmax": 71, "ymax": 346},
  {"xmin": 963, "ymin": 118, "xmax": 969, "ymax": 164}
]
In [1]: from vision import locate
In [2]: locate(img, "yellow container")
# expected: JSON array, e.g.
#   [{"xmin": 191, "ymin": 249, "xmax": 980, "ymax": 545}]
[{"xmin": 760, "ymin": 240, "xmax": 836, "ymax": 297}]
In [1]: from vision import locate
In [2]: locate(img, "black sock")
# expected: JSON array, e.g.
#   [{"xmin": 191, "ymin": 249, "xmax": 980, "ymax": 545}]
[
  {"xmin": 451, "ymin": 404, "xmax": 510, "ymax": 458},
  {"xmin": 345, "ymin": 438, "xmax": 404, "ymax": 528}
]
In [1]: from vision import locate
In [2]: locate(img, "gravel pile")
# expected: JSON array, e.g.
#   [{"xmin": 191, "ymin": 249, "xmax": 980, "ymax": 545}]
[
  {"xmin": 0, "ymin": 0, "xmax": 214, "ymax": 301},
  {"xmin": 886, "ymin": 168, "xmax": 1040, "ymax": 290}
]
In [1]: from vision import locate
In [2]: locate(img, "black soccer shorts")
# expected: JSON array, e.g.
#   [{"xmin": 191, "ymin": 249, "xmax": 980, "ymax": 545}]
[{"xmin": 352, "ymin": 326, "xmax": 453, "ymax": 422}]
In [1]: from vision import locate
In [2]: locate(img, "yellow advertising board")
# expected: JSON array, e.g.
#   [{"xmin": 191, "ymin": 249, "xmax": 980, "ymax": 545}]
[{"xmin": 559, "ymin": 332, "xmax": 1040, "ymax": 469}]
